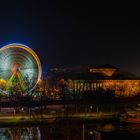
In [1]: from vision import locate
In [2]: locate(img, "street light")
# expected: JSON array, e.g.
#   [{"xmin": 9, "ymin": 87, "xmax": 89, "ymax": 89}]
[
  {"xmin": 89, "ymin": 130, "xmax": 101, "ymax": 140},
  {"xmin": 89, "ymin": 130, "xmax": 94, "ymax": 140}
]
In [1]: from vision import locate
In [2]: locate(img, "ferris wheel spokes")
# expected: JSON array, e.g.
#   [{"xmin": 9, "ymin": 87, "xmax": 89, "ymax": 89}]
[{"xmin": 0, "ymin": 43, "xmax": 42, "ymax": 96}]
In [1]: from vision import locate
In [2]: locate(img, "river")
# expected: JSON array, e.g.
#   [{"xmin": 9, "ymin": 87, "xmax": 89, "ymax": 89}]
[{"xmin": 0, "ymin": 120, "xmax": 140, "ymax": 140}]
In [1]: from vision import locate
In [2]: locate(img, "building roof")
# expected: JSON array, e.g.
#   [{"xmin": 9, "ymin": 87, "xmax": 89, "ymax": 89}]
[
  {"xmin": 50, "ymin": 65, "xmax": 140, "ymax": 80},
  {"xmin": 94, "ymin": 64, "xmax": 119, "ymax": 69},
  {"xmin": 53, "ymin": 71, "xmax": 140, "ymax": 80}
]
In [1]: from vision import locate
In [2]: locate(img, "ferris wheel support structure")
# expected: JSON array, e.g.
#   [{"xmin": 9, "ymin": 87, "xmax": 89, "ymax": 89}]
[{"xmin": 0, "ymin": 43, "xmax": 42, "ymax": 95}]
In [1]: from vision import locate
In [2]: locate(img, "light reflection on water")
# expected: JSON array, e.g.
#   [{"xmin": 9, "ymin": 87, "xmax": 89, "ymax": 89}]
[
  {"xmin": 0, "ymin": 127, "xmax": 41, "ymax": 140},
  {"xmin": 0, "ymin": 123, "xmax": 140, "ymax": 140}
]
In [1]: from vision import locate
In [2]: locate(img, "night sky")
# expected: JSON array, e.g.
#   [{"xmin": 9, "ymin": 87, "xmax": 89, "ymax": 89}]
[{"xmin": 0, "ymin": 1, "xmax": 139, "ymax": 75}]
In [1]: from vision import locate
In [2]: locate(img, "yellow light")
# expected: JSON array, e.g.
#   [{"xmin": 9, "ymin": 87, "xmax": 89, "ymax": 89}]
[{"xmin": 0, "ymin": 43, "xmax": 42, "ymax": 88}]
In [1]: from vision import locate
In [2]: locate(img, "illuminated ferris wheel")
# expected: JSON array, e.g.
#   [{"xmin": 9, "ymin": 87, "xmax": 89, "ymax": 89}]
[{"xmin": 0, "ymin": 43, "xmax": 41, "ymax": 94}]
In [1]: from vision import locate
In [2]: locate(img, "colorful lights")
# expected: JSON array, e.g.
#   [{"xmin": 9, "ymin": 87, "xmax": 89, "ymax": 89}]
[{"xmin": 0, "ymin": 43, "xmax": 42, "ymax": 95}]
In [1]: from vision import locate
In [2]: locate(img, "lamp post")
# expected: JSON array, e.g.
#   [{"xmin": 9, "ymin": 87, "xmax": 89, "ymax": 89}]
[
  {"xmin": 82, "ymin": 124, "xmax": 85, "ymax": 140},
  {"xmin": 89, "ymin": 130, "xmax": 101, "ymax": 140}
]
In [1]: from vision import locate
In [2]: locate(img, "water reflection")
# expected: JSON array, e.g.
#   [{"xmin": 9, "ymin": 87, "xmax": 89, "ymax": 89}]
[
  {"xmin": 0, "ymin": 122, "xmax": 140, "ymax": 140},
  {"xmin": 126, "ymin": 124, "xmax": 140, "ymax": 133},
  {"xmin": 0, "ymin": 127, "xmax": 41, "ymax": 140}
]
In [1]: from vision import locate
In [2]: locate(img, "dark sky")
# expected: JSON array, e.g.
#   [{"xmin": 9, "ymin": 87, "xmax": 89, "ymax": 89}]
[{"xmin": 0, "ymin": 1, "xmax": 139, "ymax": 75}]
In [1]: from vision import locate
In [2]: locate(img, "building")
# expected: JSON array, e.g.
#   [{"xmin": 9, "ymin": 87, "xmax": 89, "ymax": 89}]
[{"xmin": 46, "ymin": 64, "xmax": 140, "ymax": 97}]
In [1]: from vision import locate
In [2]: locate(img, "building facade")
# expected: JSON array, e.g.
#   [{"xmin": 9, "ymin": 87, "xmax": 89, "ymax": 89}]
[{"xmin": 46, "ymin": 64, "xmax": 140, "ymax": 97}]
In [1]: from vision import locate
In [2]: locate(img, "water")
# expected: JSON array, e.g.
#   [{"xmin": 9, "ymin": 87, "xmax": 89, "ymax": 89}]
[
  {"xmin": 0, "ymin": 122, "xmax": 140, "ymax": 140},
  {"xmin": 0, "ymin": 127, "xmax": 41, "ymax": 139}
]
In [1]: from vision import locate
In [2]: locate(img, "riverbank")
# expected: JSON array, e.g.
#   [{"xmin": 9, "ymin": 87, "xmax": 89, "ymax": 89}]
[{"xmin": 0, "ymin": 112, "xmax": 119, "ymax": 127}]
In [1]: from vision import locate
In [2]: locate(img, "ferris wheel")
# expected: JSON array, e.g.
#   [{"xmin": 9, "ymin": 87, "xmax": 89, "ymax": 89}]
[{"xmin": 0, "ymin": 43, "xmax": 41, "ymax": 95}]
